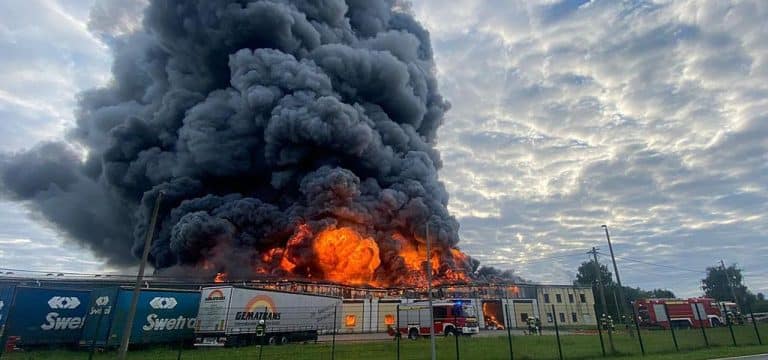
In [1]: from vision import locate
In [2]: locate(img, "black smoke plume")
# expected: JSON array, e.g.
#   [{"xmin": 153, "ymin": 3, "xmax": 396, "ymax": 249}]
[{"xmin": 0, "ymin": 0, "xmax": 468, "ymax": 285}]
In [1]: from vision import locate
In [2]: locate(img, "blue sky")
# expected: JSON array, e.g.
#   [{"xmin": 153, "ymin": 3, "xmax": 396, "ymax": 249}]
[{"xmin": 0, "ymin": 0, "xmax": 766, "ymax": 297}]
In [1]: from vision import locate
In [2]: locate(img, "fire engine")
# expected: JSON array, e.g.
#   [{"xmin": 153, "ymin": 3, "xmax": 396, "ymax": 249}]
[
  {"xmin": 634, "ymin": 298, "xmax": 726, "ymax": 329},
  {"xmin": 390, "ymin": 301, "xmax": 479, "ymax": 339}
]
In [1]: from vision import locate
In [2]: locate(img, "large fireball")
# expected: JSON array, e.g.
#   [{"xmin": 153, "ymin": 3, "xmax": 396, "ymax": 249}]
[{"xmin": 314, "ymin": 227, "xmax": 381, "ymax": 285}]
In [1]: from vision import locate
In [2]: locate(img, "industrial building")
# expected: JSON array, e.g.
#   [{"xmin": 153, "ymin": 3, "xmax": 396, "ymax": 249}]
[{"xmin": 0, "ymin": 276, "xmax": 597, "ymax": 334}]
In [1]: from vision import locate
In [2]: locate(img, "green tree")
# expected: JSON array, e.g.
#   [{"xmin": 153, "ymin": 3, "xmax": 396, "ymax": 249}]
[
  {"xmin": 574, "ymin": 260, "xmax": 614, "ymax": 287},
  {"xmin": 702, "ymin": 264, "xmax": 756, "ymax": 307},
  {"xmin": 649, "ymin": 289, "xmax": 676, "ymax": 298}
]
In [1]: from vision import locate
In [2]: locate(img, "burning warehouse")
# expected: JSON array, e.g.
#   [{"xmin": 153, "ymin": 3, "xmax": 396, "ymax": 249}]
[{"xmin": 0, "ymin": 0, "xmax": 472, "ymax": 288}]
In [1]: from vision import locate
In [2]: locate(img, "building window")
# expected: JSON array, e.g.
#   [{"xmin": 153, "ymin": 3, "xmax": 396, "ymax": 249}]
[
  {"xmin": 520, "ymin": 313, "xmax": 529, "ymax": 322},
  {"xmin": 559, "ymin": 313, "xmax": 566, "ymax": 323},
  {"xmin": 580, "ymin": 294, "xmax": 587, "ymax": 303},
  {"xmin": 568, "ymin": 294, "xmax": 574, "ymax": 303},
  {"xmin": 572, "ymin": 313, "xmax": 578, "ymax": 322},
  {"xmin": 345, "ymin": 314, "xmax": 357, "ymax": 327},
  {"xmin": 556, "ymin": 294, "xmax": 562, "ymax": 303},
  {"xmin": 547, "ymin": 313, "xmax": 553, "ymax": 323},
  {"xmin": 544, "ymin": 294, "xmax": 550, "ymax": 303}
]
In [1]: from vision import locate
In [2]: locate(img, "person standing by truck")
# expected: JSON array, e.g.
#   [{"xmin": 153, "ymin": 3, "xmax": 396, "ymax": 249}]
[{"xmin": 256, "ymin": 320, "xmax": 266, "ymax": 343}]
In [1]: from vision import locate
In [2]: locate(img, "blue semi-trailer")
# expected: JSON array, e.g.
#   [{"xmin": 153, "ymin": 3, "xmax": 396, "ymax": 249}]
[
  {"xmin": 0, "ymin": 286, "xmax": 91, "ymax": 348},
  {"xmin": 80, "ymin": 287, "xmax": 200, "ymax": 348}
]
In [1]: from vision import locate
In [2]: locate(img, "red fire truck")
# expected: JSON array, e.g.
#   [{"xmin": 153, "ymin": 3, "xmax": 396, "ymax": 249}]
[
  {"xmin": 634, "ymin": 298, "xmax": 726, "ymax": 329},
  {"xmin": 389, "ymin": 301, "xmax": 479, "ymax": 339}
]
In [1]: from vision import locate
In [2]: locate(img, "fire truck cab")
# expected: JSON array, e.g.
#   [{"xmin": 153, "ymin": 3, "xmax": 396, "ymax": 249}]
[{"xmin": 392, "ymin": 301, "xmax": 479, "ymax": 339}]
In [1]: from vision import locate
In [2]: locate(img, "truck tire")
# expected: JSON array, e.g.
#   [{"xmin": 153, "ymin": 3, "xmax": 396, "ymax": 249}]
[
  {"xmin": 444, "ymin": 326, "xmax": 456, "ymax": 336},
  {"xmin": 268, "ymin": 336, "xmax": 277, "ymax": 345},
  {"xmin": 408, "ymin": 328, "xmax": 419, "ymax": 340},
  {"xmin": 280, "ymin": 336, "xmax": 289, "ymax": 345}
]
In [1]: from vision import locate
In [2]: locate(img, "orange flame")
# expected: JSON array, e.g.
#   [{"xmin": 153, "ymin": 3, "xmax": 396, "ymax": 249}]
[
  {"xmin": 214, "ymin": 272, "xmax": 227, "ymax": 283},
  {"xmin": 204, "ymin": 222, "xmax": 470, "ymax": 287},
  {"xmin": 313, "ymin": 227, "xmax": 381, "ymax": 285}
]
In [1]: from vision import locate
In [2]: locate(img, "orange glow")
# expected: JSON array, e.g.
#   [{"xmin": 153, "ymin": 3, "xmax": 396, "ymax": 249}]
[
  {"xmin": 214, "ymin": 272, "xmax": 227, "ymax": 283},
  {"xmin": 313, "ymin": 227, "xmax": 381, "ymax": 285},
  {"xmin": 202, "ymin": 223, "xmax": 472, "ymax": 287},
  {"xmin": 345, "ymin": 314, "xmax": 357, "ymax": 327},
  {"xmin": 384, "ymin": 314, "xmax": 395, "ymax": 325}
]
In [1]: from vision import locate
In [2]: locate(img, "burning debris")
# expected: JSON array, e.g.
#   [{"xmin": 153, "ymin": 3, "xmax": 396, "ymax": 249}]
[{"xmin": 0, "ymin": 0, "xmax": 472, "ymax": 287}]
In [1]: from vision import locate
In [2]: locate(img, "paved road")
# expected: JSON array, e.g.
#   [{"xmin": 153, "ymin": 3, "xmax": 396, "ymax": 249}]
[{"xmin": 714, "ymin": 354, "xmax": 768, "ymax": 360}]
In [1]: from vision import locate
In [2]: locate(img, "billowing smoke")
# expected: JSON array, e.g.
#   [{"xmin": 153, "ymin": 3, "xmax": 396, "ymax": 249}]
[{"xmin": 0, "ymin": 0, "xmax": 469, "ymax": 285}]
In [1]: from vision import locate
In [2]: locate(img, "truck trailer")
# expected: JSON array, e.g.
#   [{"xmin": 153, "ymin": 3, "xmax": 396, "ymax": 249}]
[
  {"xmin": 634, "ymin": 298, "xmax": 724, "ymax": 329},
  {"xmin": 79, "ymin": 287, "xmax": 200, "ymax": 348},
  {"xmin": 0, "ymin": 286, "xmax": 91, "ymax": 348},
  {"xmin": 194, "ymin": 286, "xmax": 341, "ymax": 347}
]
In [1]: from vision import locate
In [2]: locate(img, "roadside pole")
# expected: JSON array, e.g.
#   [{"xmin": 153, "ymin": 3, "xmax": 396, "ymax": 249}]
[{"xmin": 748, "ymin": 305, "xmax": 762, "ymax": 345}]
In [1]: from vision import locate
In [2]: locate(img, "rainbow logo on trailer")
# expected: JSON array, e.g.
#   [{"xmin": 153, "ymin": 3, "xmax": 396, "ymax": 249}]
[
  {"xmin": 205, "ymin": 289, "xmax": 226, "ymax": 301},
  {"xmin": 235, "ymin": 295, "xmax": 281, "ymax": 321}
]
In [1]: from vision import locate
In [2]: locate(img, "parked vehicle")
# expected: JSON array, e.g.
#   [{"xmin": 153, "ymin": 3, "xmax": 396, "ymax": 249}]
[
  {"xmin": 634, "ymin": 298, "xmax": 724, "ymax": 329},
  {"xmin": 194, "ymin": 286, "xmax": 341, "ymax": 347},
  {"xmin": 0, "ymin": 286, "xmax": 91, "ymax": 348},
  {"xmin": 391, "ymin": 300, "xmax": 479, "ymax": 339},
  {"xmin": 79, "ymin": 287, "xmax": 200, "ymax": 348}
]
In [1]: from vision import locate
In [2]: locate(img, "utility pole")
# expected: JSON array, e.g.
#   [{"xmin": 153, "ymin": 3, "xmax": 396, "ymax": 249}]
[
  {"xmin": 425, "ymin": 221, "xmax": 436, "ymax": 360},
  {"xmin": 720, "ymin": 260, "xmax": 739, "ymax": 307},
  {"xmin": 117, "ymin": 192, "xmax": 163, "ymax": 359},
  {"xmin": 589, "ymin": 247, "xmax": 615, "ymax": 354},
  {"xmin": 601, "ymin": 225, "xmax": 628, "ymax": 321}
]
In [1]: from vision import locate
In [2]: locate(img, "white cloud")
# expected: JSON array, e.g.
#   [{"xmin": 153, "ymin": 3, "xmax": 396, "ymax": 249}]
[{"xmin": 412, "ymin": 0, "xmax": 768, "ymax": 296}]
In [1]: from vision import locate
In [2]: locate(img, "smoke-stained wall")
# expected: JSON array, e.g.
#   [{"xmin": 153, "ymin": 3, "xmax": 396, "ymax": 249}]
[{"xmin": 0, "ymin": 0, "xmax": 466, "ymax": 284}]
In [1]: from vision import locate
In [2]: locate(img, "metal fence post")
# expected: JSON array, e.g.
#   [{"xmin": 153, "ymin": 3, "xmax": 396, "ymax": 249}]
[
  {"xmin": 176, "ymin": 335, "xmax": 183, "ymax": 360},
  {"xmin": 692, "ymin": 302, "xmax": 709, "ymax": 347},
  {"xmin": 663, "ymin": 304, "xmax": 679, "ymax": 352},
  {"xmin": 749, "ymin": 309, "xmax": 762, "ymax": 345},
  {"xmin": 454, "ymin": 314, "xmax": 459, "ymax": 360},
  {"xmin": 332, "ymin": 305, "xmax": 338, "ymax": 360},
  {"xmin": 551, "ymin": 305, "xmax": 563, "ymax": 360},
  {"xmin": 596, "ymin": 313, "xmax": 606, "ymax": 357},
  {"xmin": 88, "ymin": 305, "xmax": 106, "ymax": 360},
  {"xmin": 396, "ymin": 304, "xmax": 401, "ymax": 360},
  {"xmin": 630, "ymin": 303, "xmax": 645, "ymax": 355},
  {"xmin": 503, "ymin": 297, "xmax": 513, "ymax": 360},
  {"xmin": 727, "ymin": 313, "xmax": 737, "ymax": 347}
]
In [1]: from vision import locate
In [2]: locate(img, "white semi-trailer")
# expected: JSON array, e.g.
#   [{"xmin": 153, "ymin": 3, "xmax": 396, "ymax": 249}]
[{"xmin": 194, "ymin": 286, "xmax": 341, "ymax": 347}]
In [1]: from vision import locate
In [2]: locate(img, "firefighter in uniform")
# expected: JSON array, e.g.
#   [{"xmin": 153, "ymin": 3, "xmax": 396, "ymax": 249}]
[{"xmin": 256, "ymin": 319, "xmax": 266, "ymax": 344}]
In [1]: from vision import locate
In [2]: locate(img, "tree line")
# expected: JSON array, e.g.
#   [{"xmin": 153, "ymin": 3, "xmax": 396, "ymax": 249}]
[{"xmin": 574, "ymin": 260, "xmax": 768, "ymax": 318}]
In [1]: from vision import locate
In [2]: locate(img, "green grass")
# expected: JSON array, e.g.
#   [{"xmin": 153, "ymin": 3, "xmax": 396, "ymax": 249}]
[{"xmin": 4, "ymin": 324, "xmax": 766, "ymax": 360}]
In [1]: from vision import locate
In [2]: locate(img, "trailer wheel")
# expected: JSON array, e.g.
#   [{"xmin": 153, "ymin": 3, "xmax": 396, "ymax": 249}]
[
  {"xmin": 268, "ymin": 336, "xmax": 277, "ymax": 345},
  {"xmin": 408, "ymin": 328, "xmax": 419, "ymax": 340},
  {"xmin": 280, "ymin": 336, "xmax": 289, "ymax": 345}
]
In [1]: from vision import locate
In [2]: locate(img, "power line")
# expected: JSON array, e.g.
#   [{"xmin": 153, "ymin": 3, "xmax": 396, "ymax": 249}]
[{"xmin": 597, "ymin": 252, "xmax": 704, "ymax": 274}]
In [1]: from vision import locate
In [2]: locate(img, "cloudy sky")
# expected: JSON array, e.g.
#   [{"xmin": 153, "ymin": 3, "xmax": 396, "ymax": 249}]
[{"xmin": 0, "ymin": 0, "xmax": 766, "ymax": 297}]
